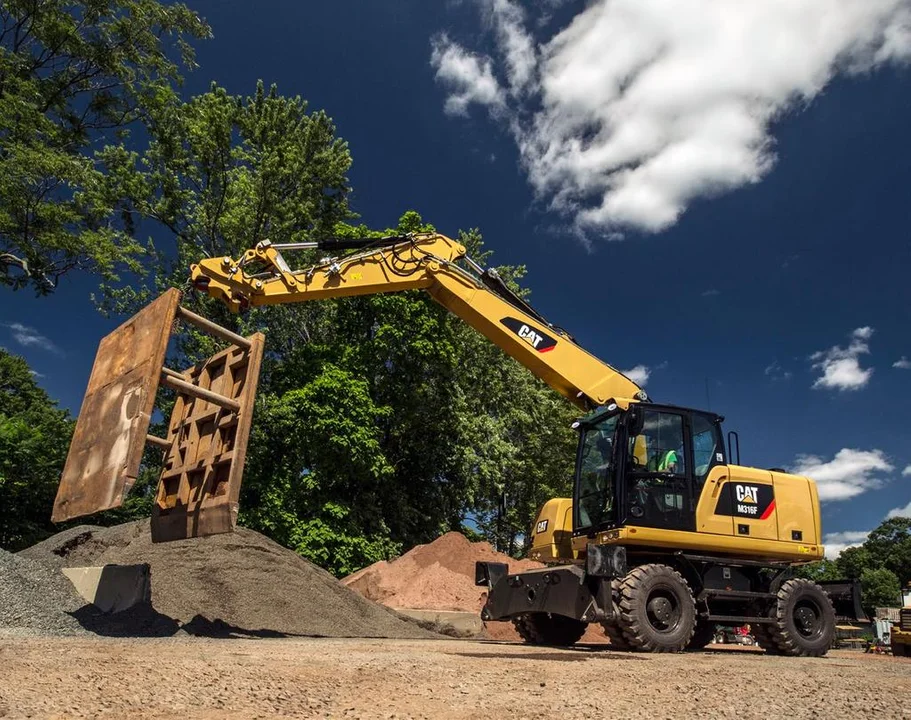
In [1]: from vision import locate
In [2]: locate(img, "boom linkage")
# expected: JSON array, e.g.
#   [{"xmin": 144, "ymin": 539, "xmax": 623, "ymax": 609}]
[{"xmin": 189, "ymin": 233, "xmax": 646, "ymax": 410}]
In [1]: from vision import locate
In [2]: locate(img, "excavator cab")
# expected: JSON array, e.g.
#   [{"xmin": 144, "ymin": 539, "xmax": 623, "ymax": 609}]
[{"xmin": 572, "ymin": 402, "xmax": 725, "ymax": 537}]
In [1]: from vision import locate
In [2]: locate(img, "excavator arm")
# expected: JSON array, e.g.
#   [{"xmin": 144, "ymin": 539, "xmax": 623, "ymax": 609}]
[{"xmin": 189, "ymin": 233, "xmax": 647, "ymax": 410}]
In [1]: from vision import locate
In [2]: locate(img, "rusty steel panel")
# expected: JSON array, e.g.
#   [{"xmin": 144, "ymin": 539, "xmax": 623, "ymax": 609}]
[
  {"xmin": 151, "ymin": 332, "xmax": 264, "ymax": 542},
  {"xmin": 52, "ymin": 290, "xmax": 182, "ymax": 522}
]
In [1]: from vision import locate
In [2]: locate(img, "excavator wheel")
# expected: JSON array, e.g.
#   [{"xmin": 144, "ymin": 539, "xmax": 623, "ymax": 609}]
[
  {"xmin": 765, "ymin": 579, "xmax": 835, "ymax": 657},
  {"xmin": 616, "ymin": 564, "xmax": 696, "ymax": 652},
  {"xmin": 601, "ymin": 620, "xmax": 633, "ymax": 650},
  {"xmin": 512, "ymin": 612, "xmax": 587, "ymax": 646},
  {"xmin": 602, "ymin": 578, "xmax": 632, "ymax": 650},
  {"xmin": 751, "ymin": 623, "xmax": 784, "ymax": 654},
  {"xmin": 686, "ymin": 616, "xmax": 716, "ymax": 651}
]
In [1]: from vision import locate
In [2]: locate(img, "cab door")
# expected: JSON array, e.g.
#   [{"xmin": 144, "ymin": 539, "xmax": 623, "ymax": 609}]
[
  {"xmin": 691, "ymin": 412, "xmax": 733, "ymax": 536},
  {"xmin": 624, "ymin": 408, "xmax": 694, "ymax": 532}
]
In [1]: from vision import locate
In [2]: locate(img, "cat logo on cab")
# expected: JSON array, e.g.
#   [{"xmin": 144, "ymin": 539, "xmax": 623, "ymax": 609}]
[{"xmin": 535, "ymin": 519, "xmax": 548, "ymax": 534}]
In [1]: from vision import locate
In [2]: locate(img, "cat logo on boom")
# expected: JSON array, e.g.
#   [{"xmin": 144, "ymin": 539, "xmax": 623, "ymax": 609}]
[{"xmin": 499, "ymin": 317, "xmax": 558, "ymax": 353}]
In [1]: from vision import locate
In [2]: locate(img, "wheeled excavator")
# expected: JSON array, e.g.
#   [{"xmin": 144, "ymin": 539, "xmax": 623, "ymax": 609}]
[{"xmin": 53, "ymin": 232, "xmax": 864, "ymax": 655}]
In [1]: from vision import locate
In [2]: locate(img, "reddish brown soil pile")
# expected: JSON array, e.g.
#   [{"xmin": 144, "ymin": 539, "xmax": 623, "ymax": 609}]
[
  {"xmin": 343, "ymin": 531, "xmax": 610, "ymax": 643},
  {"xmin": 342, "ymin": 532, "xmax": 542, "ymax": 612}
]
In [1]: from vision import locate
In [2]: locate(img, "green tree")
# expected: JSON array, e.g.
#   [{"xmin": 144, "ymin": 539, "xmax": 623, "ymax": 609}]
[
  {"xmin": 864, "ymin": 517, "xmax": 911, "ymax": 586},
  {"xmin": 859, "ymin": 567, "xmax": 901, "ymax": 614},
  {"xmin": 0, "ymin": 348, "xmax": 73, "ymax": 549},
  {"xmin": 0, "ymin": 0, "xmax": 209, "ymax": 292},
  {"xmin": 794, "ymin": 558, "xmax": 842, "ymax": 582},
  {"xmin": 835, "ymin": 545, "xmax": 872, "ymax": 580}
]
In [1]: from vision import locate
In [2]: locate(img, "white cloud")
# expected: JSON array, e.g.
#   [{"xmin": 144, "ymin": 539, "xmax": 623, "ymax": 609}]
[
  {"xmin": 764, "ymin": 360, "xmax": 792, "ymax": 381},
  {"xmin": 622, "ymin": 364, "xmax": 650, "ymax": 386},
  {"xmin": 810, "ymin": 327, "xmax": 874, "ymax": 391},
  {"xmin": 701, "ymin": 289, "xmax": 720, "ymax": 297},
  {"xmin": 430, "ymin": 33, "xmax": 506, "ymax": 117},
  {"xmin": 431, "ymin": 1, "xmax": 911, "ymax": 235},
  {"xmin": 485, "ymin": 0, "xmax": 537, "ymax": 96},
  {"xmin": 822, "ymin": 530, "xmax": 870, "ymax": 559},
  {"xmin": 888, "ymin": 500, "xmax": 911, "ymax": 518},
  {"xmin": 791, "ymin": 448, "xmax": 893, "ymax": 501},
  {"xmin": 894, "ymin": 356, "xmax": 911, "ymax": 369},
  {"xmin": 4, "ymin": 322, "xmax": 61, "ymax": 355},
  {"xmin": 903, "ymin": 465, "xmax": 911, "ymax": 476}
]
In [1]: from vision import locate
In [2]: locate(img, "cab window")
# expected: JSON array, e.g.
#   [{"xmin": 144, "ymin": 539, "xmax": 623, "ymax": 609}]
[
  {"xmin": 692, "ymin": 413, "xmax": 721, "ymax": 488},
  {"xmin": 625, "ymin": 409, "xmax": 692, "ymax": 531},
  {"xmin": 627, "ymin": 411, "xmax": 686, "ymax": 476}
]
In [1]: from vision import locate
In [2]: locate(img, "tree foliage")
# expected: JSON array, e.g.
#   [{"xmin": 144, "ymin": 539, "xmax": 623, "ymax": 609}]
[
  {"xmin": 0, "ymin": 0, "xmax": 209, "ymax": 292},
  {"xmin": 0, "ymin": 348, "xmax": 73, "ymax": 549},
  {"xmin": 864, "ymin": 517, "xmax": 911, "ymax": 587},
  {"xmin": 859, "ymin": 567, "xmax": 901, "ymax": 611}
]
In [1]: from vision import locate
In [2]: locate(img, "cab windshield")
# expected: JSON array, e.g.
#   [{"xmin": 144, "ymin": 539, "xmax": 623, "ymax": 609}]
[{"xmin": 575, "ymin": 413, "xmax": 620, "ymax": 531}]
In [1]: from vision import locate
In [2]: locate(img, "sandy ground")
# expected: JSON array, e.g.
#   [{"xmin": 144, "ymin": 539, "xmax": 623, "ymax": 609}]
[{"xmin": 1, "ymin": 636, "xmax": 909, "ymax": 719}]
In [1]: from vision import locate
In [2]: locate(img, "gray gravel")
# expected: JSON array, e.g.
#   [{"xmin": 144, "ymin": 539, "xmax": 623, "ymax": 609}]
[
  {"xmin": 15, "ymin": 520, "xmax": 439, "ymax": 639},
  {"xmin": 0, "ymin": 548, "xmax": 86, "ymax": 636}
]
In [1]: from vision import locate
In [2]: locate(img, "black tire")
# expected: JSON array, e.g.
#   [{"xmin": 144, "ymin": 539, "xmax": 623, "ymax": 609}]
[
  {"xmin": 602, "ymin": 578, "xmax": 632, "ymax": 650},
  {"xmin": 686, "ymin": 616, "xmax": 716, "ymax": 650},
  {"xmin": 893, "ymin": 643, "xmax": 908, "ymax": 657},
  {"xmin": 765, "ymin": 579, "xmax": 835, "ymax": 657},
  {"xmin": 601, "ymin": 620, "xmax": 633, "ymax": 650},
  {"xmin": 616, "ymin": 564, "xmax": 696, "ymax": 652},
  {"xmin": 512, "ymin": 613, "xmax": 587, "ymax": 646},
  {"xmin": 751, "ymin": 623, "xmax": 784, "ymax": 654}
]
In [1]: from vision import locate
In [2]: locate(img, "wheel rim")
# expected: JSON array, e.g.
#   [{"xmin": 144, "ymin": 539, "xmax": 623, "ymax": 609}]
[
  {"xmin": 793, "ymin": 599, "xmax": 823, "ymax": 640},
  {"xmin": 645, "ymin": 587, "xmax": 681, "ymax": 633}
]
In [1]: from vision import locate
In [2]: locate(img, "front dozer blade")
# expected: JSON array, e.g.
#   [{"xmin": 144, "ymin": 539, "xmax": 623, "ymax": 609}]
[
  {"xmin": 818, "ymin": 579, "xmax": 868, "ymax": 623},
  {"xmin": 52, "ymin": 289, "xmax": 264, "ymax": 542}
]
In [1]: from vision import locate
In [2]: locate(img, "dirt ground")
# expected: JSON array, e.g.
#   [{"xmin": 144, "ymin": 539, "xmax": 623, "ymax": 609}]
[{"xmin": 1, "ymin": 636, "xmax": 908, "ymax": 719}]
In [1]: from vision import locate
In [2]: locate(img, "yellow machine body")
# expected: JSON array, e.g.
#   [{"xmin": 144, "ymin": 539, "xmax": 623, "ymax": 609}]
[
  {"xmin": 528, "ymin": 498, "xmax": 576, "ymax": 562},
  {"xmin": 530, "ymin": 465, "xmax": 823, "ymax": 564}
]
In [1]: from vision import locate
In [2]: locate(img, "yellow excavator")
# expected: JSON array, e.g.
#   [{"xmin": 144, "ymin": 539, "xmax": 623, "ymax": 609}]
[{"xmin": 55, "ymin": 231, "xmax": 861, "ymax": 655}]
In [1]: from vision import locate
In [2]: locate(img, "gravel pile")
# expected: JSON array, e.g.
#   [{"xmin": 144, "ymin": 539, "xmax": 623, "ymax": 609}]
[
  {"xmin": 17, "ymin": 520, "xmax": 438, "ymax": 639},
  {"xmin": 0, "ymin": 547, "xmax": 86, "ymax": 636}
]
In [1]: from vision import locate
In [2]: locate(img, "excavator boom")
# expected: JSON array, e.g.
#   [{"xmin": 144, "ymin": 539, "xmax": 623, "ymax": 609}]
[{"xmin": 190, "ymin": 233, "xmax": 646, "ymax": 410}]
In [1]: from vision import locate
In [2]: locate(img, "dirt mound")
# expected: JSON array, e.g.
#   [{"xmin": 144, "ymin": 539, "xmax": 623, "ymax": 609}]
[
  {"xmin": 18, "ymin": 520, "xmax": 437, "ymax": 639},
  {"xmin": 342, "ymin": 532, "xmax": 610, "ymax": 643},
  {"xmin": 342, "ymin": 531, "xmax": 542, "ymax": 612}
]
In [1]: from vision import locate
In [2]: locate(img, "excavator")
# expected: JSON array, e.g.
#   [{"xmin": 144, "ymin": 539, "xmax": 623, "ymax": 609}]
[{"xmin": 53, "ymin": 232, "xmax": 863, "ymax": 656}]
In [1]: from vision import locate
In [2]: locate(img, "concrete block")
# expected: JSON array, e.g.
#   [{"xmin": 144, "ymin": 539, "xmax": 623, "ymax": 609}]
[
  {"xmin": 395, "ymin": 608, "xmax": 483, "ymax": 635},
  {"xmin": 62, "ymin": 564, "xmax": 151, "ymax": 614}
]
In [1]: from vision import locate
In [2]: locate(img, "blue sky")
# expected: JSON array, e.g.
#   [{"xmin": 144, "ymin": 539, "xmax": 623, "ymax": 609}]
[{"xmin": 2, "ymin": 0, "xmax": 910, "ymax": 555}]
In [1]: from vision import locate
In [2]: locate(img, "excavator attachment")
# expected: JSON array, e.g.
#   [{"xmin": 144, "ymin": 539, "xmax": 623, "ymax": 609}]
[
  {"xmin": 52, "ymin": 289, "xmax": 264, "ymax": 542},
  {"xmin": 818, "ymin": 579, "xmax": 868, "ymax": 623}
]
